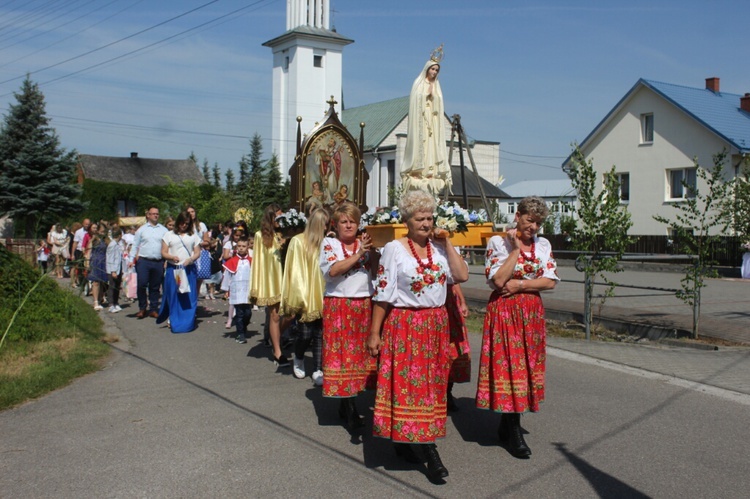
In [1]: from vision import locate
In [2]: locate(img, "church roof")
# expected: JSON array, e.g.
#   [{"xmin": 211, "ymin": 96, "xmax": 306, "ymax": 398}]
[
  {"xmin": 263, "ymin": 25, "xmax": 354, "ymax": 47},
  {"xmin": 77, "ymin": 154, "xmax": 206, "ymax": 186},
  {"xmin": 341, "ymin": 96, "xmax": 409, "ymax": 150},
  {"xmin": 450, "ymin": 165, "xmax": 509, "ymax": 199}
]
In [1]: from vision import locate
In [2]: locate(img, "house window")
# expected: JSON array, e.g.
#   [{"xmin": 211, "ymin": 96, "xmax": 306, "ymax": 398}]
[
  {"xmin": 641, "ymin": 113, "xmax": 654, "ymax": 144},
  {"xmin": 117, "ymin": 200, "xmax": 138, "ymax": 217},
  {"xmin": 387, "ymin": 159, "xmax": 395, "ymax": 192},
  {"xmin": 313, "ymin": 55, "xmax": 323, "ymax": 68},
  {"xmin": 284, "ymin": 56, "xmax": 289, "ymax": 70},
  {"xmin": 667, "ymin": 168, "xmax": 697, "ymax": 200},
  {"xmin": 507, "ymin": 202, "xmax": 516, "ymax": 215},
  {"xmin": 617, "ymin": 173, "xmax": 630, "ymax": 202}
]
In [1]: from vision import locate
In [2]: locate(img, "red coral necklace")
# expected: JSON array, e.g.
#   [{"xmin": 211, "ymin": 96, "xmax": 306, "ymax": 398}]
[
  {"xmin": 341, "ymin": 240, "xmax": 358, "ymax": 258},
  {"xmin": 407, "ymin": 238, "xmax": 432, "ymax": 273},
  {"xmin": 520, "ymin": 241, "xmax": 536, "ymax": 262}
]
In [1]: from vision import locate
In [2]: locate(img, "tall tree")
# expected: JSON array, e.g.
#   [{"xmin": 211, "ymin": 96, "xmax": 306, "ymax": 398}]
[
  {"xmin": 264, "ymin": 153, "xmax": 287, "ymax": 207},
  {"xmin": 201, "ymin": 158, "xmax": 210, "ymax": 183},
  {"xmin": 0, "ymin": 76, "xmax": 83, "ymax": 237},
  {"xmin": 238, "ymin": 154, "xmax": 250, "ymax": 190},
  {"xmin": 224, "ymin": 168, "xmax": 235, "ymax": 192},
  {"xmin": 211, "ymin": 162, "xmax": 221, "ymax": 189}
]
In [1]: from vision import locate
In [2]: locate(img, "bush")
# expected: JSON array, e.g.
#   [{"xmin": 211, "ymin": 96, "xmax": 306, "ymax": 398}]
[{"xmin": 0, "ymin": 244, "xmax": 103, "ymax": 343}]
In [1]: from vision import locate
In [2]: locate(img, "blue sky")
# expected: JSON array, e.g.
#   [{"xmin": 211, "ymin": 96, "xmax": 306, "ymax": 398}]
[{"xmin": 1, "ymin": 0, "xmax": 748, "ymax": 186}]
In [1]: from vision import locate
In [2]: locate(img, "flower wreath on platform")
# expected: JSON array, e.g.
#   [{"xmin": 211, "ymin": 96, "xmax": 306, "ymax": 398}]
[{"xmin": 275, "ymin": 208, "xmax": 307, "ymax": 230}]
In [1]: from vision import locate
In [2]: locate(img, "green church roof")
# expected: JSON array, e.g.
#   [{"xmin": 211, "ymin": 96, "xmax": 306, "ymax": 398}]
[{"xmin": 341, "ymin": 96, "xmax": 409, "ymax": 150}]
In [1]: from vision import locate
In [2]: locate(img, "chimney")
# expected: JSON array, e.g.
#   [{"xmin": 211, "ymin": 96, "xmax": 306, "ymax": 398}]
[
  {"xmin": 705, "ymin": 77, "xmax": 720, "ymax": 93},
  {"xmin": 130, "ymin": 152, "xmax": 138, "ymax": 158},
  {"xmin": 741, "ymin": 93, "xmax": 750, "ymax": 113}
]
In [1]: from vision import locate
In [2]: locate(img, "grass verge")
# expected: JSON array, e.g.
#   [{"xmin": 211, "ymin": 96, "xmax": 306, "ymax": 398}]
[{"xmin": 1, "ymin": 245, "xmax": 112, "ymax": 411}]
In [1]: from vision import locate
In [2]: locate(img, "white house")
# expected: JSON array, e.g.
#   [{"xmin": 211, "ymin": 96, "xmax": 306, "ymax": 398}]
[
  {"xmin": 499, "ymin": 179, "xmax": 576, "ymax": 231},
  {"xmin": 564, "ymin": 77, "xmax": 750, "ymax": 235}
]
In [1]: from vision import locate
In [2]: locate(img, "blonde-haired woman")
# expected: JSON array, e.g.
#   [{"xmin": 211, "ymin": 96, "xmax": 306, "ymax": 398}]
[
  {"xmin": 251, "ymin": 204, "xmax": 288, "ymax": 367},
  {"xmin": 280, "ymin": 208, "xmax": 329, "ymax": 385},
  {"xmin": 320, "ymin": 202, "xmax": 379, "ymax": 430}
]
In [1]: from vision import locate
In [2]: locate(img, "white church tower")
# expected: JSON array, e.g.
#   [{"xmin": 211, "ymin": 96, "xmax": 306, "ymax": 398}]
[{"xmin": 263, "ymin": 0, "xmax": 353, "ymax": 172}]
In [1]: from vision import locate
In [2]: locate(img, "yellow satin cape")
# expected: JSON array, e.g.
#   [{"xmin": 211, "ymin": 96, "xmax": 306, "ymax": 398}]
[
  {"xmin": 250, "ymin": 230, "xmax": 283, "ymax": 306},
  {"xmin": 280, "ymin": 233, "xmax": 324, "ymax": 322}
]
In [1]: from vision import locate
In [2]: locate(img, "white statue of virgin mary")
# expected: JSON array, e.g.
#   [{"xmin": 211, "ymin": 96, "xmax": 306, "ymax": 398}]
[{"xmin": 400, "ymin": 45, "xmax": 452, "ymax": 197}]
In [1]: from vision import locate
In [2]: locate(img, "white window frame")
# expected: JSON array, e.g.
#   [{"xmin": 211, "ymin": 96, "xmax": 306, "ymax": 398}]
[
  {"xmin": 641, "ymin": 113, "xmax": 654, "ymax": 144},
  {"xmin": 666, "ymin": 167, "xmax": 697, "ymax": 200},
  {"xmin": 507, "ymin": 202, "xmax": 516, "ymax": 215}
]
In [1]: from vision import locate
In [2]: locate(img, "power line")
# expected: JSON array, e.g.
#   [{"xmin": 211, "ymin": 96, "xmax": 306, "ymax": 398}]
[
  {"xmin": 0, "ymin": 0, "xmax": 88, "ymax": 46},
  {"xmin": 0, "ymin": 0, "xmax": 221, "ymax": 86}
]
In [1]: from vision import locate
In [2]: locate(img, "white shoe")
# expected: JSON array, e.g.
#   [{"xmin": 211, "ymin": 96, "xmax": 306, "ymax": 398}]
[
  {"xmin": 113, "ymin": 305, "xmax": 122, "ymax": 313},
  {"xmin": 108, "ymin": 306, "xmax": 115, "ymax": 313},
  {"xmin": 312, "ymin": 370, "xmax": 324, "ymax": 386},
  {"xmin": 292, "ymin": 357, "xmax": 306, "ymax": 379},
  {"xmin": 93, "ymin": 303, "xmax": 103, "ymax": 311}
]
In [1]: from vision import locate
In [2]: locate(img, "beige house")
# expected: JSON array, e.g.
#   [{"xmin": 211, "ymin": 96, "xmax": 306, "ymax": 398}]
[{"xmin": 564, "ymin": 77, "xmax": 750, "ymax": 235}]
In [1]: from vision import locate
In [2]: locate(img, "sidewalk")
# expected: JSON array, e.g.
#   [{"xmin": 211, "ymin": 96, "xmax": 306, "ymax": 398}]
[{"xmin": 460, "ymin": 263, "xmax": 750, "ymax": 345}]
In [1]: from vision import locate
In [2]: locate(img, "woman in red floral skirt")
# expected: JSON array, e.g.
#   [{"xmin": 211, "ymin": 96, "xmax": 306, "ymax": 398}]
[
  {"xmin": 320, "ymin": 203, "xmax": 379, "ymax": 431},
  {"xmin": 476, "ymin": 196, "xmax": 558, "ymax": 458},
  {"xmin": 367, "ymin": 189, "xmax": 468, "ymax": 484}
]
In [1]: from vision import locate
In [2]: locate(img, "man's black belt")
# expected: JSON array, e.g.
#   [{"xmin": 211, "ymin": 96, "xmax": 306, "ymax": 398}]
[{"xmin": 139, "ymin": 257, "xmax": 163, "ymax": 262}]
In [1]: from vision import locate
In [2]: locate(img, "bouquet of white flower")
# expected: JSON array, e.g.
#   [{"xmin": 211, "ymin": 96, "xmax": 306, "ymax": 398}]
[{"xmin": 275, "ymin": 208, "xmax": 307, "ymax": 230}]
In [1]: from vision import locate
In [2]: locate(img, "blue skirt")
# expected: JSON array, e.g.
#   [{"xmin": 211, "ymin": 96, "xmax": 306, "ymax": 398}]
[{"xmin": 157, "ymin": 263, "xmax": 198, "ymax": 333}]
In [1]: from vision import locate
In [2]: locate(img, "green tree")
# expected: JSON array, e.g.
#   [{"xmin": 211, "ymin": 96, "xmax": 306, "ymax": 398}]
[
  {"xmin": 224, "ymin": 169, "xmax": 235, "ymax": 192},
  {"xmin": 0, "ymin": 76, "xmax": 83, "ymax": 237},
  {"xmin": 264, "ymin": 153, "xmax": 287, "ymax": 207},
  {"xmin": 565, "ymin": 146, "xmax": 633, "ymax": 337},
  {"xmin": 211, "ymin": 162, "xmax": 221, "ymax": 188},
  {"xmin": 201, "ymin": 158, "xmax": 210, "ymax": 183},
  {"xmin": 722, "ymin": 156, "xmax": 750, "ymax": 243},
  {"xmin": 238, "ymin": 154, "xmax": 250, "ymax": 190},
  {"xmin": 654, "ymin": 151, "xmax": 732, "ymax": 338}
]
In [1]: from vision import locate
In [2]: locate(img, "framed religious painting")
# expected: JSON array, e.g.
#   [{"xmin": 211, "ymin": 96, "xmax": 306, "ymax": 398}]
[{"xmin": 289, "ymin": 98, "xmax": 368, "ymax": 212}]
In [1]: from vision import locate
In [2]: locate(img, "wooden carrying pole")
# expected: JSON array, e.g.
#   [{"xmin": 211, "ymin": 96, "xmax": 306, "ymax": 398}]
[{"xmin": 446, "ymin": 114, "xmax": 494, "ymax": 219}]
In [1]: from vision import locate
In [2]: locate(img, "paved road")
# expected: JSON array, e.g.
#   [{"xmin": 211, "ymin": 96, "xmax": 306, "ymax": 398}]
[{"xmin": 1, "ymin": 292, "xmax": 749, "ymax": 497}]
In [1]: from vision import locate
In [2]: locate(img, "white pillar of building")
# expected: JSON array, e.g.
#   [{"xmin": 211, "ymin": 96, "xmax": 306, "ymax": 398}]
[{"xmin": 266, "ymin": 0, "xmax": 352, "ymax": 174}]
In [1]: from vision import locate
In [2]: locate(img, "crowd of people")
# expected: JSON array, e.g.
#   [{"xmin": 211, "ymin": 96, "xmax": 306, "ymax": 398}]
[{"xmin": 40, "ymin": 193, "xmax": 557, "ymax": 485}]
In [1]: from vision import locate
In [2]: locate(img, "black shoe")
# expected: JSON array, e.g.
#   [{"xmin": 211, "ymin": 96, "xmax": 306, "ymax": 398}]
[
  {"xmin": 394, "ymin": 443, "xmax": 421, "ymax": 464},
  {"xmin": 344, "ymin": 398, "xmax": 364, "ymax": 430},
  {"xmin": 272, "ymin": 354, "xmax": 290, "ymax": 367},
  {"xmin": 236, "ymin": 333, "xmax": 247, "ymax": 344},
  {"xmin": 423, "ymin": 443, "xmax": 449, "ymax": 482},
  {"xmin": 500, "ymin": 413, "xmax": 531, "ymax": 458}
]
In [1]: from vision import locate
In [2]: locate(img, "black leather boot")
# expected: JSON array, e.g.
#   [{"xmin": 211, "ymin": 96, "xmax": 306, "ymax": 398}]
[
  {"xmin": 345, "ymin": 397, "xmax": 364, "ymax": 429},
  {"xmin": 501, "ymin": 413, "xmax": 531, "ymax": 458},
  {"xmin": 394, "ymin": 443, "xmax": 421, "ymax": 463},
  {"xmin": 423, "ymin": 443, "xmax": 449, "ymax": 482},
  {"xmin": 447, "ymin": 382, "xmax": 459, "ymax": 412}
]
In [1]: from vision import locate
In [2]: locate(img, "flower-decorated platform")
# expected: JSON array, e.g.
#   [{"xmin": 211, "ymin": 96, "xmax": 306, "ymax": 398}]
[{"xmin": 366, "ymin": 222, "xmax": 496, "ymax": 248}]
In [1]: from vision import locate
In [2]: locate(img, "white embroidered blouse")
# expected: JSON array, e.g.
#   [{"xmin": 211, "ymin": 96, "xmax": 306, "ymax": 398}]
[
  {"xmin": 484, "ymin": 235, "xmax": 559, "ymax": 291},
  {"xmin": 373, "ymin": 240, "xmax": 452, "ymax": 308},
  {"xmin": 320, "ymin": 237, "xmax": 374, "ymax": 298}
]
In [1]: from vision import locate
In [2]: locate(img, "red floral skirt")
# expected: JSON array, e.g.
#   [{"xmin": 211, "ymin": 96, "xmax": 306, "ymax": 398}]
[
  {"xmin": 476, "ymin": 290, "xmax": 546, "ymax": 413},
  {"xmin": 322, "ymin": 296, "xmax": 377, "ymax": 397},
  {"xmin": 373, "ymin": 306, "xmax": 451, "ymax": 443},
  {"xmin": 446, "ymin": 284, "xmax": 471, "ymax": 384}
]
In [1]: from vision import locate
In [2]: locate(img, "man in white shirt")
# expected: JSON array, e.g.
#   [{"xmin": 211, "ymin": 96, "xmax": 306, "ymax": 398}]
[{"xmin": 132, "ymin": 207, "xmax": 168, "ymax": 318}]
